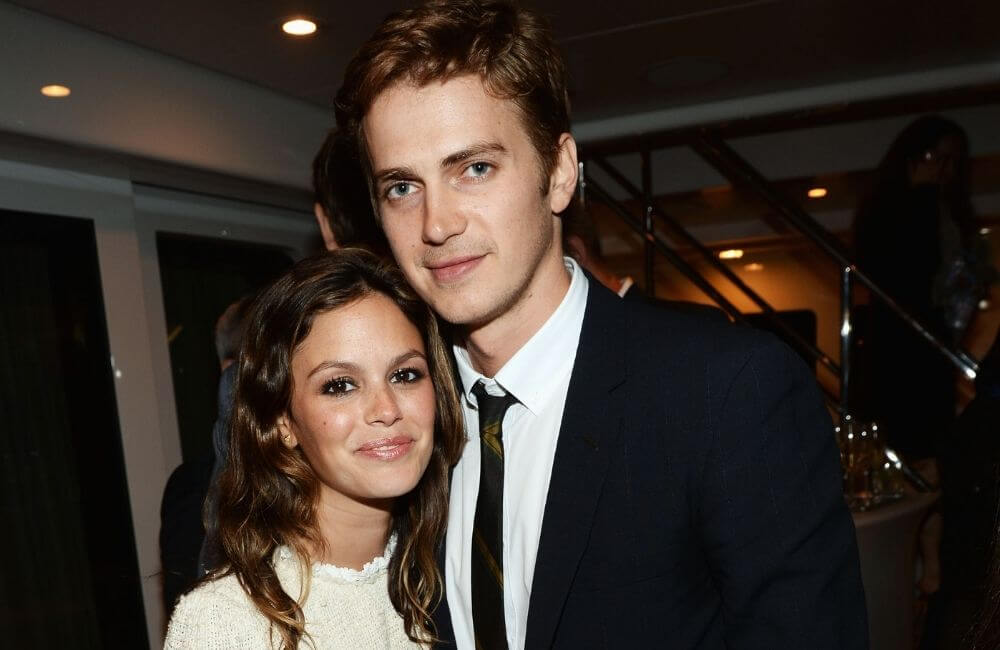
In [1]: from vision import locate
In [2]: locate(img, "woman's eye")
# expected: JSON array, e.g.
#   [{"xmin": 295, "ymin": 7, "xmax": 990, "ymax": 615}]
[
  {"xmin": 385, "ymin": 182, "xmax": 414, "ymax": 200},
  {"xmin": 391, "ymin": 367, "xmax": 425, "ymax": 384},
  {"xmin": 464, "ymin": 162, "xmax": 492, "ymax": 179},
  {"xmin": 322, "ymin": 377, "xmax": 357, "ymax": 395}
]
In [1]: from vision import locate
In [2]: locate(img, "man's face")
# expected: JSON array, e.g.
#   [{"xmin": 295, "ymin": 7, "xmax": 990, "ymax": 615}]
[{"xmin": 363, "ymin": 75, "xmax": 576, "ymax": 329}]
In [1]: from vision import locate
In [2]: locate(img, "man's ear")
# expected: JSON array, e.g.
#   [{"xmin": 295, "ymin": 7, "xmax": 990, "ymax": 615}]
[
  {"xmin": 548, "ymin": 133, "xmax": 579, "ymax": 215},
  {"xmin": 313, "ymin": 203, "xmax": 339, "ymax": 251},
  {"xmin": 276, "ymin": 414, "xmax": 299, "ymax": 449}
]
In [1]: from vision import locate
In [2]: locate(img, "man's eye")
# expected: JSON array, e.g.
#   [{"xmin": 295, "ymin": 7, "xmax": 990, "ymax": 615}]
[
  {"xmin": 391, "ymin": 367, "xmax": 425, "ymax": 384},
  {"xmin": 322, "ymin": 377, "xmax": 357, "ymax": 395},
  {"xmin": 385, "ymin": 182, "xmax": 414, "ymax": 200},
  {"xmin": 465, "ymin": 162, "xmax": 492, "ymax": 178}
]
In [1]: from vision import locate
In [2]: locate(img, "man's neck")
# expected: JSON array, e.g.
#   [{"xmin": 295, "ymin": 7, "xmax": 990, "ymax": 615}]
[{"xmin": 462, "ymin": 253, "xmax": 571, "ymax": 378}]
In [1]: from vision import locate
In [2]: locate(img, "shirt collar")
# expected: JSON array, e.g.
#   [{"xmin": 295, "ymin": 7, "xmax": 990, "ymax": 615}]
[
  {"xmin": 617, "ymin": 276, "xmax": 634, "ymax": 298},
  {"xmin": 453, "ymin": 257, "xmax": 589, "ymax": 415}
]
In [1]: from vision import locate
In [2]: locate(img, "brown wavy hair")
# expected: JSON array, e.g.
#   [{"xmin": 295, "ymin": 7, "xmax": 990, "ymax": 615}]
[
  {"xmin": 212, "ymin": 248, "xmax": 464, "ymax": 648},
  {"xmin": 334, "ymin": 0, "xmax": 571, "ymax": 199}
]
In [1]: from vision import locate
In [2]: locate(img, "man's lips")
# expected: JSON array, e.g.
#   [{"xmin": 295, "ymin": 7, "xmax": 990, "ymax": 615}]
[
  {"xmin": 355, "ymin": 436, "xmax": 415, "ymax": 460},
  {"xmin": 425, "ymin": 254, "xmax": 484, "ymax": 283}
]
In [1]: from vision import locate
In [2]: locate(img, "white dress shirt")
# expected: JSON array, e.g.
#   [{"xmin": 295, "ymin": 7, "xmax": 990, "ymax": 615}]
[{"xmin": 446, "ymin": 257, "xmax": 589, "ymax": 650}]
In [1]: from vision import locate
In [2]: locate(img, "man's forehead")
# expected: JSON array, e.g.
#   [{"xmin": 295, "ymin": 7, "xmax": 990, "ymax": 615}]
[{"xmin": 363, "ymin": 76, "xmax": 525, "ymax": 162}]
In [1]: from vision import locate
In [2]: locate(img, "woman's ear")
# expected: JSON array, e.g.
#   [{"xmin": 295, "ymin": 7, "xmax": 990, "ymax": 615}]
[{"xmin": 277, "ymin": 415, "xmax": 299, "ymax": 449}]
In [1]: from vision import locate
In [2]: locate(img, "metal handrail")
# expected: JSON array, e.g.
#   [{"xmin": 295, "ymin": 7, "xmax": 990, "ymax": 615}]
[
  {"xmin": 584, "ymin": 175, "xmax": 843, "ymax": 410},
  {"xmin": 589, "ymin": 155, "xmax": 839, "ymax": 380},
  {"xmin": 691, "ymin": 131, "xmax": 980, "ymax": 384}
]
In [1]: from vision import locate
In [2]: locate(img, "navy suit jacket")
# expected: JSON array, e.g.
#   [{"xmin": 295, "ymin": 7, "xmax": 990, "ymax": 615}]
[{"xmin": 435, "ymin": 279, "xmax": 868, "ymax": 649}]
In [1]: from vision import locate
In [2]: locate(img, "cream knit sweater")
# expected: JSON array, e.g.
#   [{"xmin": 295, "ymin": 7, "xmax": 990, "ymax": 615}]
[{"xmin": 164, "ymin": 540, "xmax": 423, "ymax": 649}]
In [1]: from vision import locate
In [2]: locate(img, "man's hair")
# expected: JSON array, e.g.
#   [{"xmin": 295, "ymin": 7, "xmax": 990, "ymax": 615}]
[
  {"xmin": 311, "ymin": 128, "xmax": 389, "ymax": 252},
  {"xmin": 214, "ymin": 296, "xmax": 252, "ymax": 364},
  {"xmin": 334, "ymin": 0, "xmax": 571, "ymax": 187}
]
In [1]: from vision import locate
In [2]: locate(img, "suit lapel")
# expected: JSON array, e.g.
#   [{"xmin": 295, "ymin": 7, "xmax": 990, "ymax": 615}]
[{"xmin": 525, "ymin": 282, "xmax": 627, "ymax": 649}]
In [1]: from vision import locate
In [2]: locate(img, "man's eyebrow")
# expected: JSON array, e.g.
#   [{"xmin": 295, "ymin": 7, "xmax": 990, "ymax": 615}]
[
  {"xmin": 440, "ymin": 141, "xmax": 507, "ymax": 169},
  {"xmin": 373, "ymin": 165, "xmax": 420, "ymax": 185}
]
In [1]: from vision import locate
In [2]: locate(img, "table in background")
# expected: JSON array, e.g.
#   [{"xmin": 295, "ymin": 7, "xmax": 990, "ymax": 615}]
[{"xmin": 853, "ymin": 492, "xmax": 940, "ymax": 650}]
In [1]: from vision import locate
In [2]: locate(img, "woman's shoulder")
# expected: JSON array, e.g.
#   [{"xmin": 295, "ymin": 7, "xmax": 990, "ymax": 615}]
[{"xmin": 164, "ymin": 574, "xmax": 271, "ymax": 649}]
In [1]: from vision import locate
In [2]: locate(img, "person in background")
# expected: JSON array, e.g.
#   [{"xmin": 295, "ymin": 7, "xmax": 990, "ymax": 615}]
[
  {"xmin": 938, "ymin": 331, "xmax": 1000, "ymax": 649},
  {"xmin": 160, "ymin": 295, "xmax": 252, "ymax": 615},
  {"xmin": 165, "ymin": 249, "xmax": 465, "ymax": 648},
  {"xmin": 334, "ymin": 1, "xmax": 867, "ymax": 647},
  {"xmin": 561, "ymin": 197, "xmax": 728, "ymax": 319},
  {"xmin": 312, "ymin": 127, "xmax": 389, "ymax": 255},
  {"xmin": 853, "ymin": 115, "xmax": 994, "ymax": 461}
]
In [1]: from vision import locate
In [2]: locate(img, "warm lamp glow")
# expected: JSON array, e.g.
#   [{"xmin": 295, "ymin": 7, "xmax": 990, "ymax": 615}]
[
  {"xmin": 807, "ymin": 187, "xmax": 828, "ymax": 199},
  {"xmin": 41, "ymin": 84, "xmax": 71, "ymax": 98},
  {"xmin": 744, "ymin": 262, "xmax": 764, "ymax": 272},
  {"xmin": 282, "ymin": 18, "xmax": 317, "ymax": 35},
  {"xmin": 718, "ymin": 249, "xmax": 744, "ymax": 260}
]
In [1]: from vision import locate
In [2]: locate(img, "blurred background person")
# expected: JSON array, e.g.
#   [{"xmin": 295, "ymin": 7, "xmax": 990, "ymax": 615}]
[
  {"xmin": 853, "ymin": 115, "xmax": 994, "ymax": 462},
  {"xmin": 937, "ymin": 331, "xmax": 1000, "ymax": 649},
  {"xmin": 160, "ymin": 294, "xmax": 252, "ymax": 616},
  {"xmin": 312, "ymin": 127, "xmax": 389, "ymax": 255}
]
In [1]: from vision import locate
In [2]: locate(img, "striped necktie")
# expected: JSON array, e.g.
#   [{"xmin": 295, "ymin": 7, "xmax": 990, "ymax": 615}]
[{"xmin": 470, "ymin": 381, "xmax": 518, "ymax": 650}]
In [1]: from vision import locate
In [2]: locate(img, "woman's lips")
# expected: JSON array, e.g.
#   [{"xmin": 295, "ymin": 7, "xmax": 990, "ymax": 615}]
[
  {"xmin": 427, "ymin": 255, "xmax": 484, "ymax": 283},
  {"xmin": 355, "ymin": 436, "xmax": 415, "ymax": 460}
]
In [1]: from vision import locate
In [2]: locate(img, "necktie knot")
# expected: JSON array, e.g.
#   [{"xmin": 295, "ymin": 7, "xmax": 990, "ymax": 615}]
[{"xmin": 471, "ymin": 382, "xmax": 518, "ymax": 437}]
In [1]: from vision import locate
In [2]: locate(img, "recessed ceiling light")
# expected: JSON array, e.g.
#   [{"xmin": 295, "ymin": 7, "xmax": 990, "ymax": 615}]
[
  {"xmin": 744, "ymin": 262, "xmax": 764, "ymax": 272},
  {"xmin": 807, "ymin": 187, "xmax": 828, "ymax": 199},
  {"xmin": 718, "ymin": 249, "xmax": 744, "ymax": 260},
  {"xmin": 980, "ymin": 227, "xmax": 991, "ymax": 235},
  {"xmin": 282, "ymin": 18, "xmax": 317, "ymax": 36},
  {"xmin": 41, "ymin": 84, "xmax": 71, "ymax": 98}
]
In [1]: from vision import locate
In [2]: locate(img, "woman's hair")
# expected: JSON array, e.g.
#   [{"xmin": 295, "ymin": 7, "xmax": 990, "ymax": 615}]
[
  {"xmin": 213, "ymin": 248, "xmax": 464, "ymax": 648},
  {"xmin": 854, "ymin": 114, "xmax": 975, "ymax": 245}
]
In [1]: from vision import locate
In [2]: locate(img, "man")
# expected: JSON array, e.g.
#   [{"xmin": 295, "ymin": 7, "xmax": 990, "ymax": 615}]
[
  {"xmin": 311, "ymin": 127, "xmax": 388, "ymax": 254},
  {"xmin": 334, "ymin": 1, "xmax": 868, "ymax": 648}
]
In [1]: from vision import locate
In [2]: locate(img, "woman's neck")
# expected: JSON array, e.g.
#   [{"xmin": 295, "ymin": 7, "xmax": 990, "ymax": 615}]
[{"xmin": 312, "ymin": 491, "xmax": 394, "ymax": 570}]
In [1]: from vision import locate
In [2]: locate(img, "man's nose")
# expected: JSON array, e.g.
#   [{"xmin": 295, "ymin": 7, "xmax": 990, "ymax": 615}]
[{"xmin": 422, "ymin": 185, "xmax": 467, "ymax": 244}]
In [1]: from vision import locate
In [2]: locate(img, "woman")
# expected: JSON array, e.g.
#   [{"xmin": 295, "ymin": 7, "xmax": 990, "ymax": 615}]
[
  {"xmin": 852, "ymin": 115, "xmax": 992, "ymax": 460},
  {"xmin": 165, "ymin": 249, "xmax": 464, "ymax": 648}
]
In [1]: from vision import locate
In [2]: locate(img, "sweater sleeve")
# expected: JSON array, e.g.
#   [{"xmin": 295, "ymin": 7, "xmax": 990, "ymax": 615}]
[{"xmin": 164, "ymin": 579, "xmax": 274, "ymax": 649}]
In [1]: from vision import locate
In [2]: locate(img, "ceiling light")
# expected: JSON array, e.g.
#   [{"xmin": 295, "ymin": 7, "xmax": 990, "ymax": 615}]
[
  {"xmin": 282, "ymin": 18, "xmax": 317, "ymax": 36},
  {"xmin": 744, "ymin": 262, "xmax": 764, "ymax": 272},
  {"xmin": 807, "ymin": 187, "xmax": 827, "ymax": 199},
  {"xmin": 718, "ymin": 249, "xmax": 744, "ymax": 260},
  {"xmin": 40, "ymin": 84, "xmax": 71, "ymax": 98},
  {"xmin": 980, "ymin": 227, "xmax": 991, "ymax": 235}
]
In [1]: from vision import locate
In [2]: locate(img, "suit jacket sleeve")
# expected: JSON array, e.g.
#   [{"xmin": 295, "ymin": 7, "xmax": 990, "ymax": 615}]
[{"xmin": 698, "ymin": 334, "xmax": 868, "ymax": 648}]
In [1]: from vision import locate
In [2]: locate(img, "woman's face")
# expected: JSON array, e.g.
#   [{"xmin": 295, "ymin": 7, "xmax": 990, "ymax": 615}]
[
  {"xmin": 279, "ymin": 292, "xmax": 436, "ymax": 510},
  {"xmin": 909, "ymin": 134, "xmax": 962, "ymax": 188}
]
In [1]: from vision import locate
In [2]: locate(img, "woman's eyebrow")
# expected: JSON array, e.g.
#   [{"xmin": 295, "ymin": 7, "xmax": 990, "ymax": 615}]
[
  {"xmin": 391, "ymin": 349, "xmax": 426, "ymax": 366},
  {"xmin": 307, "ymin": 359, "xmax": 359, "ymax": 379}
]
